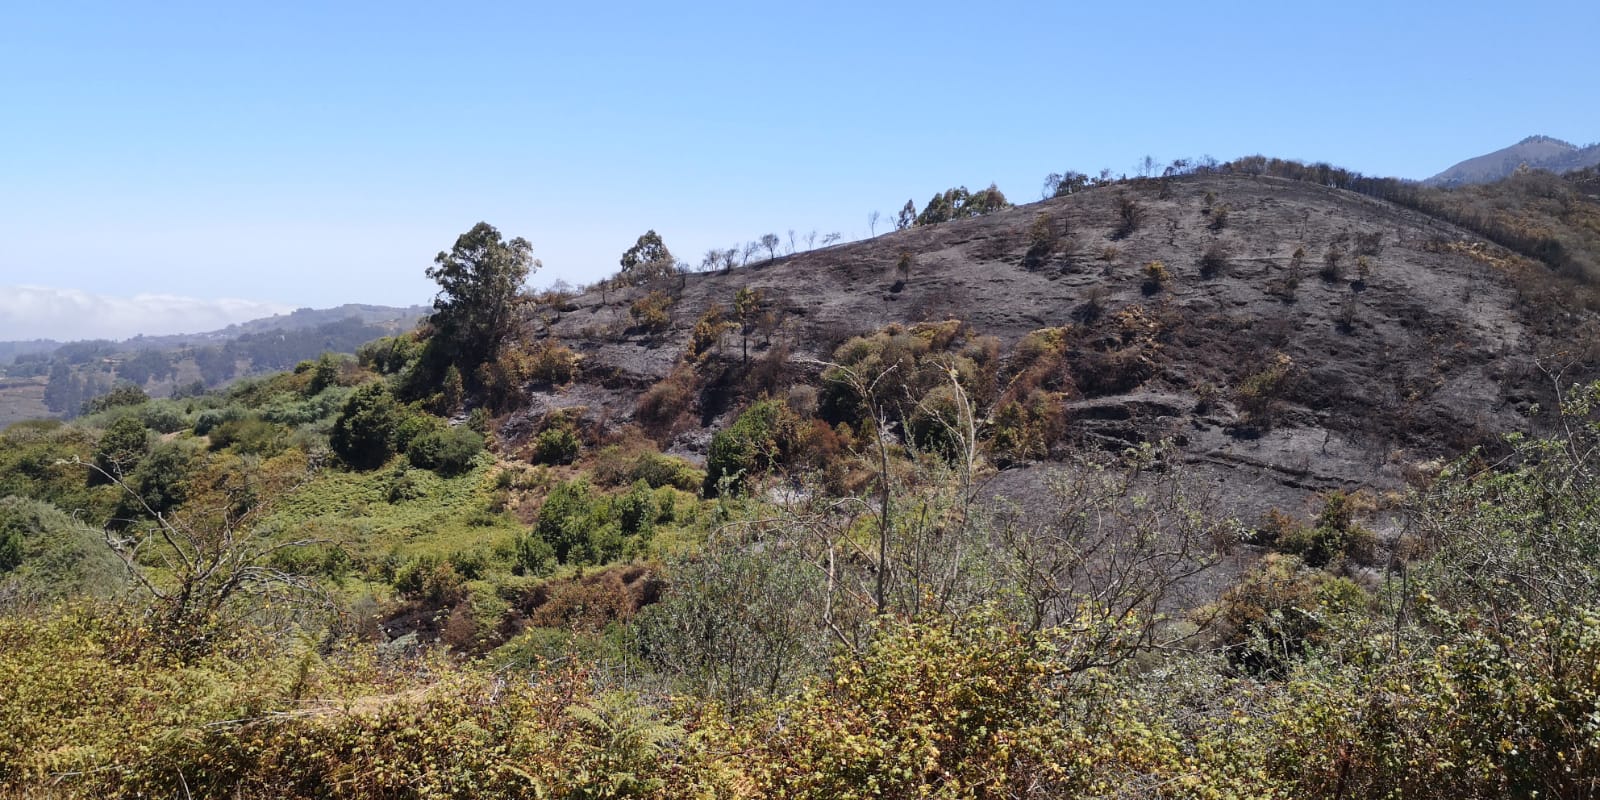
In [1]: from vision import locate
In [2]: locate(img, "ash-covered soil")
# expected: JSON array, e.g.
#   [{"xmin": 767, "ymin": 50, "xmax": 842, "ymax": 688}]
[{"xmin": 519, "ymin": 173, "xmax": 1600, "ymax": 532}]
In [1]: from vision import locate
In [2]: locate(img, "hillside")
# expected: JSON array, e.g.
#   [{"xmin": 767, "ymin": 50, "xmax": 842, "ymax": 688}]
[
  {"xmin": 522, "ymin": 170, "xmax": 1600, "ymax": 525},
  {"xmin": 1426, "ymin": 134, "xmax": 1600, "ymax": 186},
  {"xmin": 6, "ymin": 164, "xmax": 1600, "ymax": 796}
]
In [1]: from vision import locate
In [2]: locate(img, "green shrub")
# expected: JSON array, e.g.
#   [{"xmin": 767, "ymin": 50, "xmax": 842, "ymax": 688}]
[
  {"xmin": 618, "ymin": 480, "xmax": 655, "ymax": 538},
  {"xmin": 533, "ymin": 479, "xmax": 620, "ymax": 565},
  {"xmin": 0, "ymin": 527, "xmax": 20, "ymax": 573},
  {"xmin": 1273, "ymin": 491, "xmax": 1376, "ymax": 568},
  {"xmin": 514, "ymin": 532, "xmax": 556, "ymax": 576},
  {"xmin": 138, "ymin": 401, "xmax": 189, "ymax": 434},
  {"xmin": 1022, "ymin": 213, "xmax": 1058, "ymax": 270},
  {"xmin": 704, "ymin": 399, "xmax": 798, "ymax": 496},
  {"xmin": 393, "ymin": 555, "xmax": 466, "ymax": 605},
  {"xmin": 193, "ymin": 404, "xmax": 246, "ymax": 436},
  {"xmin": 207, "ymin": 417, "xmax": 288, "ymax": 456},
  {"xmin": 406, "ymin": 425, "xmax": 485, "ymax": 476},
  {"xmin": 330, "ymin": 382, "xmax": 403, "ymax": 470},
  {"xmin": 1141, "ymin": 260, "xmax": 1170, "ymax": 293},
  {"xmin": 91, "ymin": 415, "xmax": 149, "ymax": 482},
  {"xmin": 629, "ymin": 451, "xmax": 703, "ymax": 492},
  {"xmin": 533, "ymin": 425, "xmax": 581, "ymax": 465},
  {"xmin": 122, "ymin": 441, "xmax": 199, "ymax": 516}
]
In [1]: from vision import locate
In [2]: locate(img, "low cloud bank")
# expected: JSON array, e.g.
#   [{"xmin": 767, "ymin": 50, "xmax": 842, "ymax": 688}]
[{"xmin": 0, "ymin": 285, "xmax": 292, "ymax": 341}]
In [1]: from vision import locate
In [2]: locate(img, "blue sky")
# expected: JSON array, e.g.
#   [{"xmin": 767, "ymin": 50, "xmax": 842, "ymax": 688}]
[{"xmin": 2, "ymin": 0, "xmax": 1598, "ymax": 339}]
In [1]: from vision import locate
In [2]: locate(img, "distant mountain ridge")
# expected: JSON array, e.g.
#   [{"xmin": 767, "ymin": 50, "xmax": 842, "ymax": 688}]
[
  {"xmin": 1426, "ymin": 135, "xmax": 1600, "ymax": 186},
  {"xmin": 0, "ymin": 303, "xmax": 428, "ymax": 364},
  {"xmin": 118, "ymin": 303, "xmax": 430, "ymax": 349}
]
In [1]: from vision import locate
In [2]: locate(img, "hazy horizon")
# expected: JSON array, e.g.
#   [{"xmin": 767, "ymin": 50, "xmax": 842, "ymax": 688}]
[{"xmin": 4, "ymin": 0, "xmax": 1598, "ymax": 340}]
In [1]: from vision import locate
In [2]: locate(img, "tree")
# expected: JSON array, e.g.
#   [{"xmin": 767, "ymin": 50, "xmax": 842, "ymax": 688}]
[
  {"xmin": 700, "ymin": 248, "xmax": 722, "ymax": 273},
  {"xmin": 43, "ymin": 362, "xmax": 81, "ymax": 416},
  {"xmin": 759, "ymin": 233, "xmax": 781, "ymax": 262},
  {"xmin": 426, "ymin": 222, "xmax": 537, "ymax": 374},
  {"xmin": 896, "ymin": 200, "xmax": 916, "ymax": 231},
  {"xmin": 733, "ymin": 286, "xmax": 764, "ymax": 363},
  {"xmin": 1043, "ymin": 171, "xmax": 1089, "ymax": 198},
  {"xmin": 619, "ymin": 230, "xmax": 676, "ymax": 286},
  {"xmin": 915, "ymin": 185, "xmax": 1010, "ymax": 227},
  {"xmin": 869, "ymin": 211, "xmax": 881, "ymax": 236}
]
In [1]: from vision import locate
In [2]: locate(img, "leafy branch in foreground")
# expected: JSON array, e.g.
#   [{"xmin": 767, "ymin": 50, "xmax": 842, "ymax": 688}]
[{"xmin": 79, "ymin": 453, "xmax": 331, "ymax": 656}]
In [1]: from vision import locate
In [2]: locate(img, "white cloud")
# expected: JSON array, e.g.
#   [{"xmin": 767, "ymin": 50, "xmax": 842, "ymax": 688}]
[{"xmin": 0, "ymin": 285, "xmax": 293, "ymax": 341}]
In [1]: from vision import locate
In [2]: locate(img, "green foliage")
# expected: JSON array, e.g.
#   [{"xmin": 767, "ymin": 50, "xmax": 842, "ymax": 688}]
[
  {"xmin": 618, "ymin": 229, "xmax": 677, "ymax": 286},
  {"xmin": 0, "ymin": 496, "xmax": 126, "ymax": 599},
  {"xmin": 1216, "ymin": 553, "xmax": 1365, "ymax": 676},
  {"xmin": 357, "ymin": 333, "xmax": 422, "ymax": 375},
  {"xmin": 617, "ymin": 480, "xmax": 655, "ymax": 538},
  {"xmin": 426, "ymin": 221, "xmax": 537, "ymax": 376},
  {"xmin": 122, "ymin": 440, "xmax": 200, "ymax": 516},
  {"xmin": 533, "ymin": 479, "xmax": 621, "ymax": 566},
  {"xmin": 1022, "ymin": 212, "xmax": 1058, "ymax": 269},
  {"xmin": 207, "ymin": 416, "xmax": 290, "ymax": 457},
  {"xmin": 914, "ymin": 183, "xmax": 1010, "ymax": 226},
  {"xmin": 91, "ymin": 415, "xmax": 149, "ymax": 482},
  {"xmin": 1141, "ymin": 259, "xmax": 1170, "ymax": 293},
  {"xmin": 406, "ymin": 425, "xmax": 485, "ymax": 476},
  {"xmin": 635, "ymin": 543, "xmax": 824, "ymax": 711},
  {"xmin": 1234, "ymin": 351, "xmax": 1294, "ymax": 425},
  {"xmin": 307, "ymin": 352, "xmax": 340, "ymax": 394},
  {"xmin": 82, "ymin": 381, "xmax": 149, "ymax": 415},
  {"xmin": 330, "ymin": 382, "xmax": 403, "ymax": 470},
  {"xmin": 590, "ymin": 444, "xmax": 704, "ymax": 493},
  {"xmin": 0, "ymin": 528, "xmax": 17, "ymax": 574},
  {"xmin": 514, "ymin": 530, "xmax": 557, "ymax": 576},
  {"xmin": 194, "ymin": 404, "xmax": 246, "ymax": 436},
  {"xmin": 704, "ymin": 399, "xmax": 799, "ymax": 496},
  {"xmin": 533, "ymin": 424, "xmax": 581, "ymax": 465},
  {"xmin": 1272, "ymin": 491, "xmax": 1377, "ymax": 568}
]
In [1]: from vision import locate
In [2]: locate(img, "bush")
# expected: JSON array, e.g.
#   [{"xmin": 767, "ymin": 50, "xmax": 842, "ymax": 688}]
[
  {"xmin": 532, "ymin": 425, "xmax": 581, "ymax": 466},
  {"xmin": 1320, "ymin": 245, "xmax": 1345, "ymax": 281},
  {"xmin": 533, "ymin": 479, "xmax": 620, "ymax": 565},
  {"xmin": 618, "ymin": 480, "xmax": 656, "ymax": 537},
  {"xmin": 629, "ymin": 291, "xmax": 673, "ymax": 334},
  {"xmin": 207, "ymin": 417, "xmax": 288, "ymax": 457},
  {"xmin": 193, "ymin": 404, "xmax": 246, "ymax": 436},
  {"xmin": 330, "ymin": 382, "xmax": 403, "ymax": 470},
  {"xmin": 406, "ymin": 425, "xmax": 485, "ymax": 476},
  {"xmin": 1216, "ymin": 553, "xmax": 1365, "ymax": 676},
  {"xmin": 1266, "ymin": 492, "xmax": 1377, "ymax": 569},
  {"xmin": 138, "ymin": 401, "xmax": 189, "ymax": 434},
  {"xmin": 1022, "ymin": 214, "xmax": 1058, "ymax": 270},
  {"xmin": 1207, "ymin": 203, "xmax": 1230, "ymax": 230},
  {"xmin": 1141, "ymin": 261, "xmax": 1170, "ymax": 294},
  {"xmin": 630, "ymin": 451, "xmax": 703, "ymax": 492},
  {"xmin": 0, "ymin": 527, "xmax": 19, "ymax": 574},
  {"xmin": 637, "ymin": 365, "xmax": 698, "ymax": 435},
  {"xmin": 1112, "ymin": 192, "xmax": 1142, "ymax": 239},
  {"xmin": 91, "ymin": 415, "xmax": 149, "ymax": 482},
  {"xmin": 704, "ymin": 399, "xmax": 798, "ymax": 496},
  {"xmin": 514, "ymin": 531, "xmax": 556, "ymax": 576},
  {"xmin": 1234, "ymin": 352, "xmax": 1293, "ymax": 425},
  {"xmin": 1198, "ymin": 240, "xmax": 1232, "ymax": 278}
]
